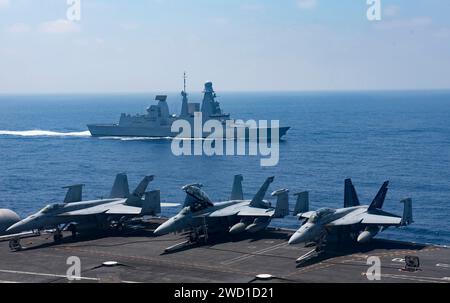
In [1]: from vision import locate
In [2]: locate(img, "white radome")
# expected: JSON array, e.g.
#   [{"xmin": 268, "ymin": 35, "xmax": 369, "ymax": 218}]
[{"xmin": 0, "ymin": 209, "xmax": 20, "ymax": 234}]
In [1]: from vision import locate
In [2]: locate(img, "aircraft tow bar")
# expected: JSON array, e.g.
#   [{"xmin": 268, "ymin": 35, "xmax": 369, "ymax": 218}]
[{"xmin": 296, "ymin": 247, "xmax": 322, "ymax": 264}]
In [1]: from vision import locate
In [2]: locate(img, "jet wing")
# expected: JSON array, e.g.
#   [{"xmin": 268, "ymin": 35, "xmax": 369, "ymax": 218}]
[
  {"xmin": 59, "ymin": 204, "xmax": 142, "ymax": 216},
  {"xmin": 105, "ymin": 204, "xmax": 142, "ymax": 215},
  {"xmin": 59, "ymin": 206, "xmax": 108, "ymax": 216},
  {"xmin": 327, "ymin": 216, "xmax": 363, "ymax": 226},
  {"xmin": 208, "ymin": 208, "xmax": 240, "ymax": 217},
  {"xmin": 360, "ymin": 214, "xmax": 402, "ymax": 225},
  {"xmin": 208, "ymin": 205, "xmax": 274, "ymax": 218},
  {"xmin": 236, "ymin": 207, "xmax": 274, "ymax": 217},
  {"xmin": 193, "ymin": 213, "xmax": 211, "ymax": 218},
  {"xmin": 161, "ymin": 203, "xmax": 180, "ymax": 207},
  {"xmin": 327, "ymin": 213, "xmax": 402, "ymax": 226}
]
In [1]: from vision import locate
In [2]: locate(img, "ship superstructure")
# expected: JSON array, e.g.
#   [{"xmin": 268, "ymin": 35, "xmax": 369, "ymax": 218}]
[{"xmin": 88, "ymin": 74, "xmax": 290, "ymax": 139}]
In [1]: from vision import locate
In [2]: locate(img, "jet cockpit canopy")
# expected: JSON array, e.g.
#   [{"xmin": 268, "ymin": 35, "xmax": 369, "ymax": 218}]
[
  {"xmin": 182, "ymin": 184, "xmax": 214, "ymax": 212},
  {"xmin": 40, "ymin": 204, "xmax": 64, "ymax": 214},
  {"xmin": 308, "ymin": 208, "xmax": 335, "ymax": 223}
]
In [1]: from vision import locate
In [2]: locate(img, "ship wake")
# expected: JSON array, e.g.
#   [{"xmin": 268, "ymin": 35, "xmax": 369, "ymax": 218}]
[
  {"xmin": 0, "ymin": 130, "xmax": 91, "ymax": 138},
  {"xmin": 99, "ymin": 136, "xmax": 172, "ymax": 141}
]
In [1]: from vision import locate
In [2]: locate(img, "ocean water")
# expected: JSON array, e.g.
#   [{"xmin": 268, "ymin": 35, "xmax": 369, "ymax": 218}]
[{"xmin": 0, "ymin": 91, "xmax": 449, "ymax": 246}]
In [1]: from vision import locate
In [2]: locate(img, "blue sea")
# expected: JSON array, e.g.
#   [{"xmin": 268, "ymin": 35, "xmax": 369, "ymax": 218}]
[{"xmin": 0, "ymin": 91, "xmax": 449, "ymax": 246}]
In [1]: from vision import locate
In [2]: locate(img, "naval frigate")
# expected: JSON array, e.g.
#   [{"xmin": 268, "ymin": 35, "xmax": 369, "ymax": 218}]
[{"xmin": 87, "ymin": 75, "xmax": 290, "ymax": 139}]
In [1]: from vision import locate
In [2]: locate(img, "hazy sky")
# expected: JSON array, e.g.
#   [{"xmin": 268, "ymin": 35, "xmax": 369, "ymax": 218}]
[{"xmin": 1, "ymin": 0, "xmax": 450, "ymax": 93}]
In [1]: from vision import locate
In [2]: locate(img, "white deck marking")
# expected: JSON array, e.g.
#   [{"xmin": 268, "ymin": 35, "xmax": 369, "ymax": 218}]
[
  {"xmin": 222, "ymin": 242, "xmax": 288, "ymax": 265},
  {"xmin": 392, "ymin": 258, "xmax": 405, "ymax": 263},
  {"xmin": 361, "ymin": 272, "xmax": 447, "ymax": 283},
  {"xmin": 0, "ymin": 269, "xmax": 138, "ymax": 283},
  {"xmin": 437, "ymin": 263, "xmax": 450, "ymax": 269},
  {"xmin": 381, "ymin": 273, "xmax": 449, "ymax": 283},
  {"xmin": 0, "ymin": 269, "xmax": 99, "ymax": 281}
]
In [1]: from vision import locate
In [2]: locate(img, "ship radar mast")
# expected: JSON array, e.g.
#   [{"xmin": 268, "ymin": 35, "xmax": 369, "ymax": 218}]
[{"xmin": 180, "ymin": 72, "xmax": 189, "ymax": 117}]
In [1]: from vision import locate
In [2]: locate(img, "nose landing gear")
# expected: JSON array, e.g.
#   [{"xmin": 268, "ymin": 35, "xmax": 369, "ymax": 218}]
[
  {"xmin": 9, "ymin": 238, "xmax": 22, "ymax": 252},
  {"xmin": 53, "ymin": 228, "xmax": 63, "ymax": 243}
]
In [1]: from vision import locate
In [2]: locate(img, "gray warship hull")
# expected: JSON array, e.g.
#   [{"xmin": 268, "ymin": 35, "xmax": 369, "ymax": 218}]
[
  {"xmin": 87, "ymin": 124, "xmax": 290, "ymax": 139},
  {"xmin": 87, "ymin": 80, "xmax": 291, "ymax": 140}
]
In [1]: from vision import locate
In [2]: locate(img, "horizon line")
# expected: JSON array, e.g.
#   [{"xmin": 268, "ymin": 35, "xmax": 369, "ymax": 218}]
[{"xmin": 1, "ymin": 88, "xmax": 450, "ymax": 97}]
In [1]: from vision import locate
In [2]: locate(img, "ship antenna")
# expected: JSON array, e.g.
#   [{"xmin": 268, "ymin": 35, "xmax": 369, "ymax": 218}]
[{"xmin": 183, "ymin": 71, "xmax": 187, "ymax": 93}]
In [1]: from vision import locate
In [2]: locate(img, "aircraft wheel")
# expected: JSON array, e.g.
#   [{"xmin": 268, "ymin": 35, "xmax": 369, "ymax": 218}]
[
  {"xmin": 68, "ymin": 225, "xmax": 77, "ymax": 239},
  {"xmin": 53, "ymin": 233, "xmax": 63, "ymax": 243},
  {"xmin": 9, "ymin": 239, "xmax": 22, "ymax": 252},
  {"xmin": 117, "ymin": 223, "xmax": 124, "ymax": 232}
]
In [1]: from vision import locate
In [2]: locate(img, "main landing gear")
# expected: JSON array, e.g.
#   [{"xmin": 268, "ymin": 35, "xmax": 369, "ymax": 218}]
[
  {"xmin": 164, "ymin": 219, "xmax": 209, "ymax": 253},
  {"xmin": 296, "ymin": 232, "xmax": 328, "ymax": 265},
  {"xmin": 53, "ymin": 228, "xmax": 63, "ymax": 243}
]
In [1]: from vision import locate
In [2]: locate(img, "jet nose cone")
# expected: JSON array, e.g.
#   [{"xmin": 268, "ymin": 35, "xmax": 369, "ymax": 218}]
[
  {"xmin": 153, "ymin": 227, "xmax": 164, "ymax": 236},
  {"xmin": 6, "ymin": 221, "xmax": 25, "ymax": 234},
  {"xmin": 6, "ymin": 216, "xmax": 38, "ymax": 234},
  {"xmin": 288, "ymin": 231, "xmax": 305, "ymax": 245},
  {"xmin": 154, "ymin": 222, "xmax": 171, "ymax": 236}
]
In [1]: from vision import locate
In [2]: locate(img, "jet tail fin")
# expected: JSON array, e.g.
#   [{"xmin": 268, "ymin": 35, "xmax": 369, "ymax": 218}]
[
  {"xmin": 272, "ymin": 189, "xmax": 289, "ymax": 218},
  {"xmin": 110, "ymin": 173, "xmax": 130, "ymax": 199},
  {"xmin": 249, "ymin": 177, "xmax": 275, "ymax": 208},
  {"xmin": 133, "ymin": 176, "xmax": 154, "ymax": 197},
  {"xmin": 142, "ymin": 190, "xmax": 161, "ymax": 216},
  {"xmin": 400, "ymin": 198, "xmax": 413, "ymax": 226},
  {"xmin": 230, "ymin": 175, "xmax": 244, "ymax": 200},
  {"xmin": 369, "ymin": 181, "xmax": 389, "ymax": 210},
  {"xmin": 293, "ymin": 191, "xmax": 309, "ymax": 216},
  {"xmin": 63, "ymin": 184, "xmax": 84, "ymax": 203},
  {"xmin": 344, "ymin": 179, "xmax": 360, "ymax": 208},
  {"xmin": 126, "ymin": 176, "xmax": 154, "ymax": 206}
]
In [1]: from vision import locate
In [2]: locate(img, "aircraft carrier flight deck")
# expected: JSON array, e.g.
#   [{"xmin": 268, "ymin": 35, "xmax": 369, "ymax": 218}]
[{"xmin": 0, "ymin": 219, "xmax": 448, "ymax": 283}]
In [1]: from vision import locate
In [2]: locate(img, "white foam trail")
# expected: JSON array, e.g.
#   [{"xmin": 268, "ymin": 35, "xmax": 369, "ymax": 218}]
[
  {"xmin": 0, "ymin": 130, "xmax": 91, "ymax": 137},
  {"xmin": 99, "ymin": 136, "xmax": 172, "ymax": 141}
]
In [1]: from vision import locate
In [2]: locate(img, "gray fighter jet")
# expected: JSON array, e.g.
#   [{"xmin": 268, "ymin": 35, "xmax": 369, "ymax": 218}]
[
  {"xmin": 154, "ymin": 175, "xmax": 289, "ymax": 239},
  {"xmin": 288, "ymin": 179, "xmax": 413, "ymax": 252},
  {"xmin": 6, "ymin": 173, "xmax": 170, "ymax": 246}
]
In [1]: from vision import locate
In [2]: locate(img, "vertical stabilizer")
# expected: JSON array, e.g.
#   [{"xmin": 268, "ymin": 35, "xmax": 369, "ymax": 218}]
[
  {"xmin": 230, "ymin": 175, "xmax": 244, "ymax": 200},
  {"xmin": 126, "ymin": 176, "xmax": 154, "ymax": 206},
  {"xmin": 132, "ymin": 176, "xmax": 154, "ymax": 198},
  {"xmin": 63, "ymin": 184, "xmax": 84, "ymax": 203},
  {"xmin": 369, "ymin": 181, "xmax": 389, "ymax": 210},
  {"xmin": 250, "ymin": 177, "xmax": 275, "ymax": 208},
  {"xmin": 142, "ymin": 190, "xmax": 161, "ymax": 216},
  {"xmin": 344, "ymin": 179, "xmax": 360, "ymax": 208},
  {"xmin": 293, "ymin": 192, "xmax": 309, "ymax": 216},
  {"xmin": 272, "ymin": 189, "xmax": 289, "ymax": 218},
  {"xmin": 400, "ymin": 198, "xmax": 413, "ymax": 226},
  {"xmin": 110, "ymin": 173, "xmax": 130, "ymax": 199}
]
